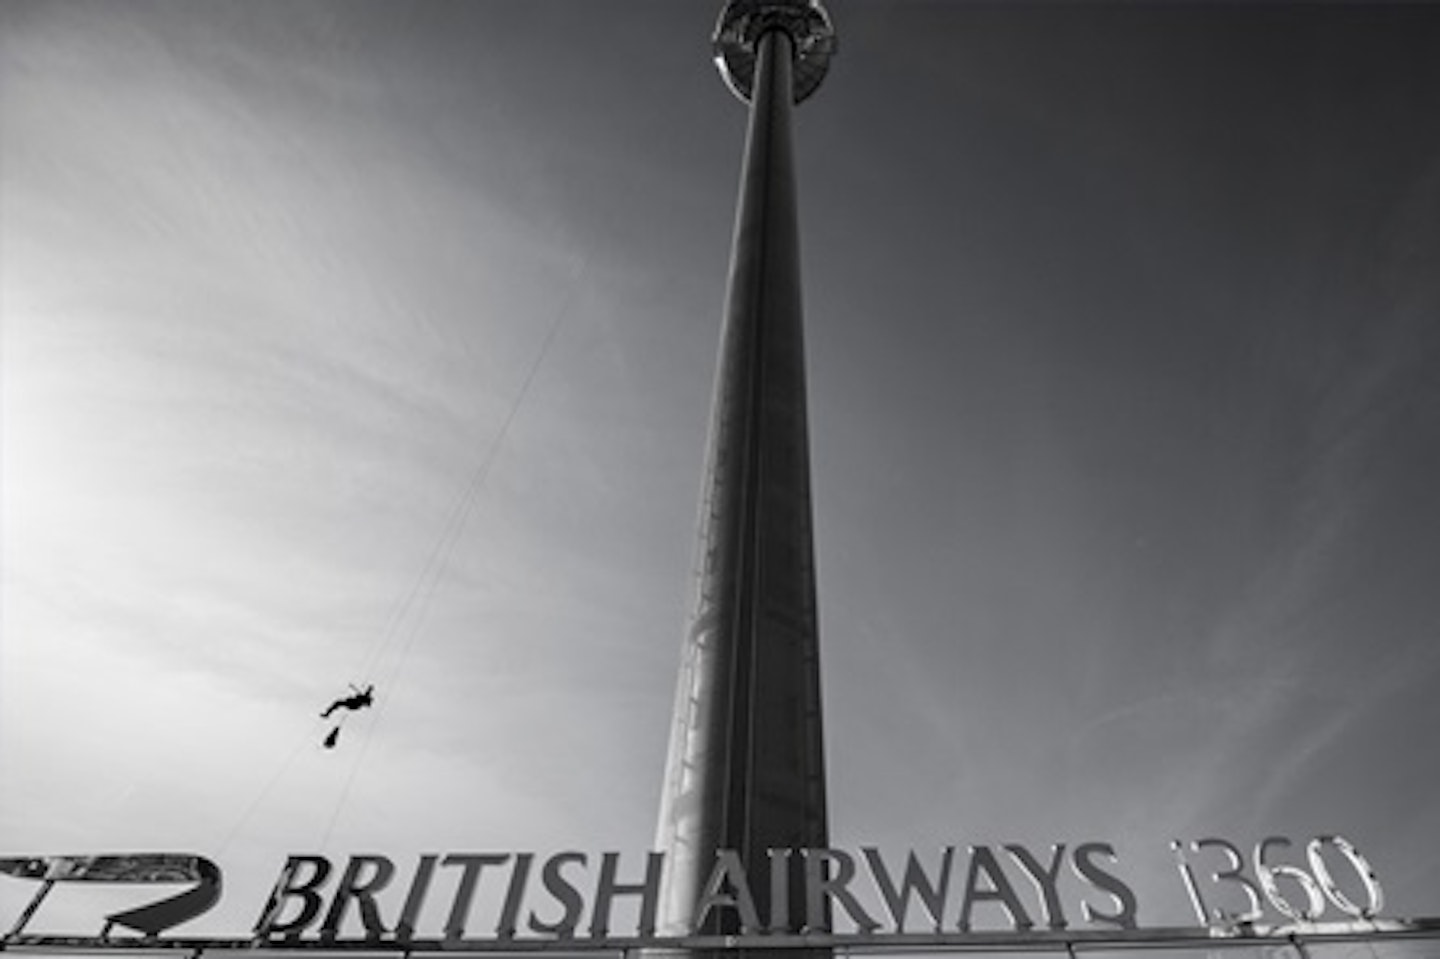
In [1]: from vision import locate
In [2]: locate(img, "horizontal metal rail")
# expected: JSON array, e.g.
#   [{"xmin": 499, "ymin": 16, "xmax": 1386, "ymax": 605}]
[{"xmin": 5, "ymin": 919, "xmax": 1440, "ymax": 957}]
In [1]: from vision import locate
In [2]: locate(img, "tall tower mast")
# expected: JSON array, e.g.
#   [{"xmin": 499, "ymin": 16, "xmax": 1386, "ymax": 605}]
[{"xmin": 655, "ymin": 0, "xmax": 837, "ymax": 945}]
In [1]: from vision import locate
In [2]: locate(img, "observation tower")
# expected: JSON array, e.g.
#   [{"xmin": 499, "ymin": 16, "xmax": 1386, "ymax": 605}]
[{"xmin": 654, "ymin": 0, "xmax": 837, "ymax": 949}]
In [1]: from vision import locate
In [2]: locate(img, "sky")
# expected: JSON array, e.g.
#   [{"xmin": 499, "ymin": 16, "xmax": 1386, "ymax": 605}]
[{"xmin": 3, "ymin": 0, "xmax": 1440, "ymax": 949}]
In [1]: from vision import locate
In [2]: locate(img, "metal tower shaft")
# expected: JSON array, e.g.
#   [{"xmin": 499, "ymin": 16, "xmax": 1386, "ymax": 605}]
[{"xmin": 656, "ymin": 9, "xmax": 832, "ymax": 945}]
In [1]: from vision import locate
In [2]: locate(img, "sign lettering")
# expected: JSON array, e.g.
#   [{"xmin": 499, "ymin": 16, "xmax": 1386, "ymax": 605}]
[{"xmin": 0, "ymin": 834, "xmax": 1400, "ymax": 948}]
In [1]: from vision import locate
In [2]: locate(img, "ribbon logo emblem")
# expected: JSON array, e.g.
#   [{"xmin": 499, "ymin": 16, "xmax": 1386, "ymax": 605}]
[{"xmin": 1, "ymin": 854, "xmax": 222, "ymax": 939}]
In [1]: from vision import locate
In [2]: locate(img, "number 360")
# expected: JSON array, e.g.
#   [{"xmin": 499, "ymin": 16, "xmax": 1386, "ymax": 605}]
[{"xmin": 1171, "ymin": 835, "xmax": 1383, "ymax": 924}]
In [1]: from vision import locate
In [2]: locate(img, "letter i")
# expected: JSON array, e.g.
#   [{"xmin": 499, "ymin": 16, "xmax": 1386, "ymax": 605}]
[
  {"xmin": 768, "ymin": 849, "xmax": 792, "ymax": 932},
  {"xmin": 396, "ymin": 855, "xmax": 438, "ymax": 941},
  {"xmin": 496, "ymin": 853, "xmax": 534, "ymax": 938}
]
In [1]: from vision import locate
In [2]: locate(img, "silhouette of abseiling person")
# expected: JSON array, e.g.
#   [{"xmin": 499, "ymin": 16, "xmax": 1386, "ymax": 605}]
[{"xmin": 321, "ymin": 684, "xmax": 374, "ymax": 719}]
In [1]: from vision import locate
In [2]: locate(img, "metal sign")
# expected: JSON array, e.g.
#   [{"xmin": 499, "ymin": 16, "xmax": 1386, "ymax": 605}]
[{"xmin": 1, "ymin": 836, "xmax": 1433, "ymax": 954}]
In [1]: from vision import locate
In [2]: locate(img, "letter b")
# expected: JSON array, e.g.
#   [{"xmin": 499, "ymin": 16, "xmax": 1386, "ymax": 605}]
[{"xmin": 254, "ymin": 856, "xmax": 333, "ymax": 940}]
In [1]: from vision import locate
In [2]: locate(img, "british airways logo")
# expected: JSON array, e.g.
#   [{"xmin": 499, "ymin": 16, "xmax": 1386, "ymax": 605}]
[{"xmin": 0, "ymin": 854, "xmax": 221, "ymax": 938}]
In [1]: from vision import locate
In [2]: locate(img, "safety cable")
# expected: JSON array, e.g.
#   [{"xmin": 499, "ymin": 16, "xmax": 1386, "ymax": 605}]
[
  {"xmin": 317, "ymin": 256, "xmax": 589, "ymax": 852},
  {"xmin": 213, "ymin": 715, "xmax": 328, "ymax": 859}
]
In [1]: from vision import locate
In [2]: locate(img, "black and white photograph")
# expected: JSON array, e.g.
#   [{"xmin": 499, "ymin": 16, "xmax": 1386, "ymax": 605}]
[{"xmin": 3, "ymin": 2, "xmax": 1439, "ymax": 955}]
